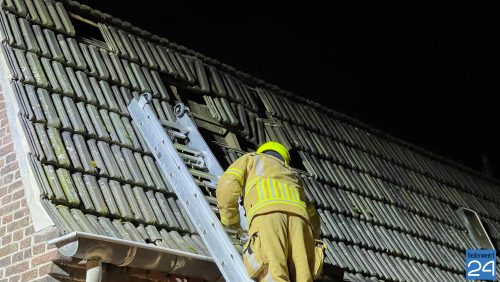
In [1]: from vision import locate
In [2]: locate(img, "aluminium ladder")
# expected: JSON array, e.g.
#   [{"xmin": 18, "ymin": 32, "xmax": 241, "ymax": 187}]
[{"xmin": 128, "ymin": 94, "xmax": 251, "ymax": 282}]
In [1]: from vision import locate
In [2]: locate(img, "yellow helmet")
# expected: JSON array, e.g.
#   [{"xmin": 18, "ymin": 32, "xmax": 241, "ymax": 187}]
[{"xmin": 257, "ymin": 141, "xmax": 290, "ymax": 165}]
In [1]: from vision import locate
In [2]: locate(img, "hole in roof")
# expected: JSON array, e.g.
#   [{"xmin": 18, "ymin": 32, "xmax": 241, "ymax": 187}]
[
  {"xmin": 289, "ymin": 148, "xmax": 306, "ymax": 171},
  {"xmin": 69, "ymin": 13, "xmax": 106, "ymax": 46},
  {"xmin": 249, "ymin": 88, "xmax": 268, "ymax": 117}
]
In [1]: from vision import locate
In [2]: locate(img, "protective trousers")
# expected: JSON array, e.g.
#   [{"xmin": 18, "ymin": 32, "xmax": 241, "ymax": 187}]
[{"xmin": 243, "ymin": 212, "xmax": 315, "ymax": 282}]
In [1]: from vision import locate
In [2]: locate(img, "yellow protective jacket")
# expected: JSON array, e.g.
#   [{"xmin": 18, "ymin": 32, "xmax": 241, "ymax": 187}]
[{"xmin": 216, "ymin": 152, "xmax": 320, "ymax": 237}]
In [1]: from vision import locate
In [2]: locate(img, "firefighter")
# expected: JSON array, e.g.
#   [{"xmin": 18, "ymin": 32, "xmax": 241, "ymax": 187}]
[{"xmin": 216, "ymin": 141, "xmax": 325, "ymax": 281}]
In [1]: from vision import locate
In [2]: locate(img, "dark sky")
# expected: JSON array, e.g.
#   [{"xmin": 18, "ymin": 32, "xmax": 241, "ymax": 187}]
[{"xmin": 79, "ymin": 1, "xmax": 499, "ymax": 178}]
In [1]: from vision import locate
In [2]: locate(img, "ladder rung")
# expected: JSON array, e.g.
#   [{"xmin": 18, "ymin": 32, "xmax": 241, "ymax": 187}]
[
  {"xmin": 205, "ymin": 195, "xmax": 217, "ymax": 205},
  {"xmin": 161, "ymin": 120, "xmax": 188, "ymax": 133},
  {"xmin": 201, "ymin": 181, "xmax": 216, "ymax": 190},
  {"xmin": 189, "ymin": 169, "xmax": 218, "ymax": 181},
  {"xmin": 169, "ymin": 130, "xmax": 187, "ymax": 140},
  {"xmin": 174, "ymin": 143, "xmax": 203, "ymax": 156},
  {"xmin": 179, "ymin": 152, "xmax": 205, "ymax": 167},
  {"xmin": 160, "ymin": 125, "xmax": 188, "ymax": 140}
]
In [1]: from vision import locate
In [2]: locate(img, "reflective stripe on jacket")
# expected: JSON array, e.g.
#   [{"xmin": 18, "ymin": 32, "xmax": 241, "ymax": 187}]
[{"xmin": 216, "ymin": 152, "xmax": 320, "ymax": 236}]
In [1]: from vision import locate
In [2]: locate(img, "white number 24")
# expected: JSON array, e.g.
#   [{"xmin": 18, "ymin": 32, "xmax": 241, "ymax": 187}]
[{"xmin": 467, "ymin": 260, "xmax": 496, "ymax": 277}]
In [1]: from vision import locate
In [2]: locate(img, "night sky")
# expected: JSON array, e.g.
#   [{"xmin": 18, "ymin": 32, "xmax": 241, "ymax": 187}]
[{"xmin": 79, "ymin": 1, "xmax": 500, "ymax": 179}]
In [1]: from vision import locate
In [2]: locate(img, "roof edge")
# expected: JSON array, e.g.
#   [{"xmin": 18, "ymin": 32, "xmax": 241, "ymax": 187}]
[{"xmin": 48, "ymin": 231, "xmax": 223, "ymax": 281}]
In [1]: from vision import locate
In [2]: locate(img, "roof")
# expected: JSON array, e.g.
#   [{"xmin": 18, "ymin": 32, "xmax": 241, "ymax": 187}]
[{"xmin": 0, "ymin": 0, "xmax": 499, "ymax": 281}]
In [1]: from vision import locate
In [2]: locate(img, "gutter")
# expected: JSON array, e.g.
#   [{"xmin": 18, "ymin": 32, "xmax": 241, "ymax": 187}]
[{"xmin": 48, "ymin": 232, "xmax": 223, "ymax": 281}]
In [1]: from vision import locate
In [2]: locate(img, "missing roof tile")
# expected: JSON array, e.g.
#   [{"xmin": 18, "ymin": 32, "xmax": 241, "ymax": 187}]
[{"xmin": 67, "ymin": 12, "xmax": 106, "ymax": 47}]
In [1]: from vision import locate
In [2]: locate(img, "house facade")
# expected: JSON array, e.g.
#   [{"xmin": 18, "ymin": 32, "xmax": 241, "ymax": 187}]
[{"xmin": 0, "ymin": 1, "xmax": 499, "ymax": 281}]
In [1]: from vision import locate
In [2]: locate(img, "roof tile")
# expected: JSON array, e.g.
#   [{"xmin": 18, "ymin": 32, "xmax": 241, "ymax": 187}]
[
  {"xmin": 54, "ymin": 2, "xmax": 74, "ymax": 36},
  {"xmin": 12, "ymin": 80, "xmax": 32, "ymax": 119},
  {"xmin": 142, "ymin": 67, "xmax": 160, "ymax": 97},
  {"xmin": 83, "ymin": 214, "xmax": 107, "ymax": 236},
  {"xmin": 71, "ymin": 172, "xmax": 94, "ymax": 211},
  {"xmin": 127, "ymin": 33, "xmax": 147, "ymax": 67},
  {"xmin": 25, "ymin": 51, "xmax": 49, "ymax": 87},
  {"xmin": 323, "ymin": 240, "xmax": 346, "ymax": 270},
  {"xmin": 69, "ymin": 208, "xmax": 96, "ymax": 233},
  {"xmin": 88, "ymin": 76, "xmax": 108, "ymax": 108},
  {"xmin": 40, "ymin": 57, "xmax": 61, "ymax": 91},
  {"xmin": 53, "ymin": 61, "xmax": 75, "ymax": 95},
  {"xmin": 24, "ymin": 123, "xmax": 46, "ymax": 164},
  {"xmin": 0, "ymin": 15, "xmax": 14, "ymax": 48},
  {"xmin": 6, "ymin": 13, "xmax": 25, "ymax": 48},
  {"xmin": 30, "ymin": 0, "xmax": 49, "ymax": 26},
  {"xmin": 42, "ymin": 28, "xmax": 63, "ymax": 61},
  {"xmin": 18, "ymin": 18, "xmax": 40, "ymax": 54},
  {"xmin": 143, "ymin": 155, "xmax": 168, "ymax": 192},
  {"xmin": 109, "ymin": 145, "xmax": 132, "ymax": 182},
  {"xmin": 97, "ymin": 178, "xmax": 121, "ymax": 217},
  {"xmin": 190, "ymin": 59, "xmax": 210, "ymax": 93},
  {"xmin": 64, "ymin": 37, "xmax": 85, "ymax": 70},
  {"xmin": 39, "ymin": 200, "xmax": 67, "ymax": 234},
  {"xmin": 86, "ymin": 104, "xmax": 108, "ymax": 140},
  {"xmin": 167, "ymin": 196, "xmax": 190, "ymax": 232},
  {"xmin": 132, "ymin": 186, "xmax": 158, "ymax": 224},
  {"xmin": 99, "ymin": 81, "xmax": 119, "ymax": 112},
  {"xmin": 182, "ymin": 234, "xmax": 202, "ymax": 255},
  {"xmin": 111, "ymin": 86, "xmax": 129, "ymax": 115},
  {"xmin": 87, "ymin": 45, "xmax": 108, "ymax": 80},
  {"xmin": 71, "ymin": 133, "xmax": 93, "ymax": 173},
  {"xmin": 62, "ymin": 95, "xmax": 85, "ymax": 132},
  {"xmin": 60, "ymin": 131, "xmax": 81, "ymax": 169},
  {"xmin": 77, "ymin": 42, "xmax": 98, "ymax": 76},
  {"xmin": 117, "ymin": 29, "xmax": 138, "ymax": 62},
  {"xmin": 154, "ymin": 192, "xmax": 180, "ymax": 230},
  {"xmin": 143, "ymin": 190, "xmax": 168, "ymax": 227},
  {"xmin": 42, "ymin": 164, "xmax": 67, "ymax": 202},
  {"xmin": 190, "ymin": 235, "xmax": 210, "ymax": 256},
  {"xmin": 55, "ymin": 33, "xmax": 74, "ymax": 66},
  {"xmin": 46, "ymin": 126, "xmax": 69, "ymax": 166},
  {"xmin": 128, "ymin": 62, "xmax": 149, "ymax": 93},
  {"xmin": 170, "ymin": 230, "xmax": 193, "ymax": 253},
  {"xmin": 55, "ymin": 204, "xmax": 81, "ymax": 231},
  {"xmin": 121, "ymin": 58, "xmax": 141, "ymax": 91},
  {"xmin": 346, "ymin": 244, "xmax": 365, "ymax": 274},
  {"xmin": 178, "ymin": 198, "xmax": 197, "ymax": 232},
  {"xmin": 97, "ymin": 140, "xmax": 122, "ymax": 178},
  {"xmin": 31, "ymin": 25, "xmax": 51, "ymax": 57},
  {"xmin": 144, "ymin": 225, "xmax": 163, "ymax": 246},
  {"xmin": 174, "ymin": 52, "xmax": 196, "ymax": 85},
  {"xmin": 118, "ymin": 220, "xmax": 142, "ymax": 242},
  {"xmin": 75, "ymin": 71, "xmax": 96, "ymax": 103},
  {"xmin": 51, "ymin": 93, "xmax": 71, "ymax": 129},
  {"xmin": 157, "ymin": 229, "xmax": 180, "ymax": 250},
  {"xmin": 76, "ymin": 102, "xmax": 98, "ymax": 138},
  {"xmin": 155, "ymin": 45, "xmax": 177, "ymax": 77},
  {"xmin": 82, "ymin": 174, "xmax": 108, "ymax": 214},
  {"xmin": 44, "ymin": 0, "xmax": 64, "ymax": 33},
  {"xmin": 108, "ymin": 52, "xmax": 129, "ymax": 87}
]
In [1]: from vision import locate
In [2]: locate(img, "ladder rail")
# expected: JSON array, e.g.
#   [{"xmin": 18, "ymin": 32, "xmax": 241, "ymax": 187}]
[{"xmin": 128, "ymin": 95, "xmax": 251, "ymax": 282}]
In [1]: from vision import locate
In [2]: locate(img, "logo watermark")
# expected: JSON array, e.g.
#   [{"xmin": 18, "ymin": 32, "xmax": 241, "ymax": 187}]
[{"xmin": 465, "ymin": 249, "xmax": 496, "ymax": 280}]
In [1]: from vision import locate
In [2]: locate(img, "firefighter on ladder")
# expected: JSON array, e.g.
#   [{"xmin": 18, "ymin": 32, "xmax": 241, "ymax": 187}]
[{"xmin": 216, "ymin": 141, "xmax": 326, "ymax": 281}]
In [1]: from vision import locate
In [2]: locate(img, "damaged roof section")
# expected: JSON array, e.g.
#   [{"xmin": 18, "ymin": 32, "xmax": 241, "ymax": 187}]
[{"xmin": 0, "ymin": 0, "xmax": 499, "ymax": 281}]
